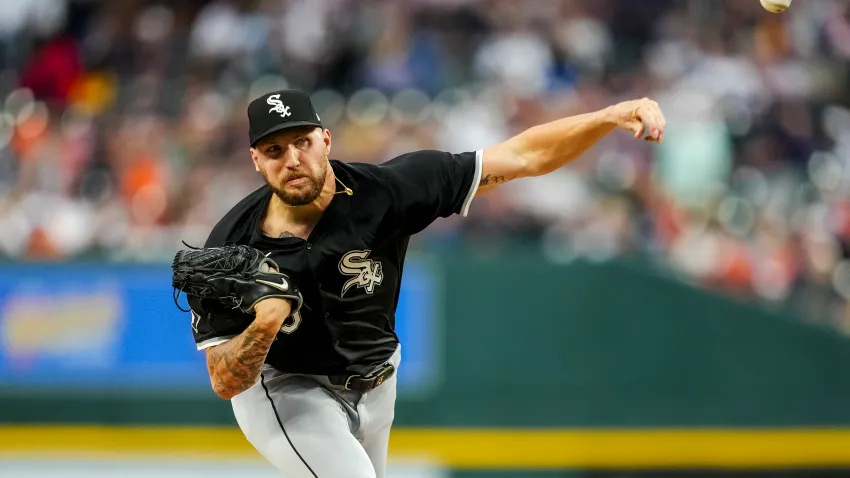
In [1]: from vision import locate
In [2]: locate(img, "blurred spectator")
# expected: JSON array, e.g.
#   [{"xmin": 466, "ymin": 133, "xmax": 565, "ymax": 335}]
[{"xmin": 2, "ymin": 0, "xmax": 850, "ymax": 331}]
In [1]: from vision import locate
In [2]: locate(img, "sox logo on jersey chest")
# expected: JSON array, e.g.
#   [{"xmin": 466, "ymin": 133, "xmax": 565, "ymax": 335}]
[{"xmin": 339, "ymin": 250, "xmax": 383, "ymax": 297}]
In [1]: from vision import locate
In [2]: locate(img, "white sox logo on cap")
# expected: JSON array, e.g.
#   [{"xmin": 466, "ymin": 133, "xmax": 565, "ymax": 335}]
[
  {"xmin": 248, "ymin": 89, "xmax": 322, "ymax": 147},
  {"xmin": 267, "ymin": 94, "xmax": 291, "ymax": 118}
]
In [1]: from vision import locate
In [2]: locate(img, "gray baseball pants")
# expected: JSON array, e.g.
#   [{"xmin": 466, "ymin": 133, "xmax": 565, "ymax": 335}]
[{"xmin": 231, "ymin": 345, "xmax": 400, "ymax": 477}]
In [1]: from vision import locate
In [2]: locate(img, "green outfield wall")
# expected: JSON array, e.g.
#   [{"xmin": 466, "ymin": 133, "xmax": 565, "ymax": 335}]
[{"xmin": 4, "ymin": 250, "xmax": 849, "ymax": 428}]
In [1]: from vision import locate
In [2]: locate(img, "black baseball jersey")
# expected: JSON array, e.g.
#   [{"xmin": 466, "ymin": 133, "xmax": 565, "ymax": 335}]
[{"xmin": 187, "ymin": 149, "xmax": 483, "ymax": 375}]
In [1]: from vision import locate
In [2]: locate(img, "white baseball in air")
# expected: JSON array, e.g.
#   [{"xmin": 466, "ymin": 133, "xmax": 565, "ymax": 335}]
[{"xmin": 760, "ymin": 0, "xmax": 791, "ymax": 13}]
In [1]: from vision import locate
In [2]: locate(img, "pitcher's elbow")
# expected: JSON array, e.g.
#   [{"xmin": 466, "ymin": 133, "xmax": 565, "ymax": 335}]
[
  {"xmin": 210, "ymin": 377, "xmax": 237, "ymax": 400},
  {"xmin": 214, "ymin": 388, "xmax": 236, "ymax": 401}
]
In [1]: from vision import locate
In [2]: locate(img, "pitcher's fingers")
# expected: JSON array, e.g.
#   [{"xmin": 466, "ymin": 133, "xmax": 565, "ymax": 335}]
[{"xmin": 625, "ymin": 120, "xmax": 645, "ymax": 139}]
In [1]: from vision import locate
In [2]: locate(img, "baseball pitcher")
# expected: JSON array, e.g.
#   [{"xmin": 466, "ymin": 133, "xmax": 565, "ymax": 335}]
[{"xmin": 171, "ymin": 88, "xmax": 665, "ymax": 477}]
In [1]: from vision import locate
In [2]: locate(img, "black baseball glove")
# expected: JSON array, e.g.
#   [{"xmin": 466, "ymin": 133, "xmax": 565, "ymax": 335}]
[{"xmin": 171, "ymin": 243, "xmax": 303, "ymax": 316}]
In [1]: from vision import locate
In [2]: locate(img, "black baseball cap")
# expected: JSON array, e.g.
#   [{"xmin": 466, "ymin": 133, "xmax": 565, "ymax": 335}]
[{"xmin": 248, "ymin": 89, "xmax": 323, "ymax": 147}]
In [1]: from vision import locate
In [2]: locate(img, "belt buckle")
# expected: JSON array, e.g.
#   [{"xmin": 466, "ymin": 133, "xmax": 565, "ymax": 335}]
[{"xmin": 343, "ymin": 374, "xmax": 361, "ymax": 391}]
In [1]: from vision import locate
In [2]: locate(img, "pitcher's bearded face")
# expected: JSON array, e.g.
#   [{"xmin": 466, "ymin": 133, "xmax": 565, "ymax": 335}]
[
  {"xmin": 251, "ymin": 127, "xmax": 330, "ymax": 206},
  {"xmin": 261, "ymin": 159, "xmax": 327, "ymax": 206}
]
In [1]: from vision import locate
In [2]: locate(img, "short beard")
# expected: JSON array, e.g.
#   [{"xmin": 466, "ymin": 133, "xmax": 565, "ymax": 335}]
[{"xmin": 268, "ymin": 161, "xmax": 327, "ymax": 207}]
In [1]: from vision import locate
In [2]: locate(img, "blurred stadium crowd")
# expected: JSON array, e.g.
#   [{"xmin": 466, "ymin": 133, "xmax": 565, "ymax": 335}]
[{"xmin": 1, "ymin": 0, "xmax": 850, "ymax": 329}]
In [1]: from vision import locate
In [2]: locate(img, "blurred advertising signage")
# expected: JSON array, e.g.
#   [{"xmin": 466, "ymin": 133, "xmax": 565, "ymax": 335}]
[{"xmin": 0, "ymin": 262, "xmax": 438, "ymax": 392}]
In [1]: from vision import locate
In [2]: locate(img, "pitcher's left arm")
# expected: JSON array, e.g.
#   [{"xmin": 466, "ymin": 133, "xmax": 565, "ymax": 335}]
[{"xmin": 476, "ymin": 97, "xmax": 666, "ymax": 194}]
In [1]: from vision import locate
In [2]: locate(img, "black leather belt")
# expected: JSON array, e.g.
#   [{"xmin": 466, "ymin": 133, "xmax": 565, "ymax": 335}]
[{"xmin": 329, "ymin": 363, "xmax": 395, "ymax": 393}]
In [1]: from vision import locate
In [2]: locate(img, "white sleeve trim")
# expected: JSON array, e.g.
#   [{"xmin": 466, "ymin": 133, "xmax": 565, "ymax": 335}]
[
  {"xmin": 197, "ymin": 335, "xmax": 236, "ymax": 351},
  {"xmin": 460, "ymin": 149, "xmax": 483, "ymax": 217}
]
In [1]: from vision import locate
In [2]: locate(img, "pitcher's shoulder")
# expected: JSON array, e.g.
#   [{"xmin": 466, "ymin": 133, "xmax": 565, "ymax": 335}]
[{"xmin": 331, "ymin": 159, "xmax": 386, "ymax": 184}]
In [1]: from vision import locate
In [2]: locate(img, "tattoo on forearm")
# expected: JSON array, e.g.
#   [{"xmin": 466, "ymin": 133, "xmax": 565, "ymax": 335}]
[
  {"xmin": 207, "ymin": 321, "xmax": 277, "ymax": 397},
  {"xmin": 479, "ymin": 174, "xmax": 515, "ymax": 187}
]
